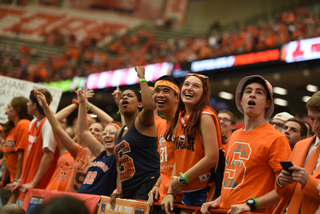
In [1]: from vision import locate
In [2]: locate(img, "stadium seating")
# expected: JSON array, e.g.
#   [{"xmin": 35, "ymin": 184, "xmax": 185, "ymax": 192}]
[{"xmin": 0, "ymin": 3, "xmax": 319, "ymax": 82}]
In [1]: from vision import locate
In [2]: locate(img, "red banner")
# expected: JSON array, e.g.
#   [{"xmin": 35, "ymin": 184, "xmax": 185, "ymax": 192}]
[{"xmin": 22, "ymin": 189, "xmax": 101, "ymax": 214}]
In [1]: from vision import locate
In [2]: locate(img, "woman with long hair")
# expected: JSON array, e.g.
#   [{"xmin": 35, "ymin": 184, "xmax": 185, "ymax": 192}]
[
  {"xmin": 161, "ymin": 73, "xmax": 222, "ymax": 214},
  {"xmin": 1, "ymin": 96, "xmax": 33, "ymax": 204}
]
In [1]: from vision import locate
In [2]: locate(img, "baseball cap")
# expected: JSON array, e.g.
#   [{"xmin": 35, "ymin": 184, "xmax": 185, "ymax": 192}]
[
  {"xmin": 273, "ymin": 112, "xmax": 294, "ymax": 122},
  {"xmin": 235, "ymin": 75, "xmax": 274, "ymax": 119}
]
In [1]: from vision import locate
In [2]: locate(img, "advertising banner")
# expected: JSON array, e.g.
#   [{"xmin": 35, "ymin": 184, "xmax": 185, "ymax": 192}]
[
  {"xmin": 283, "ymin": 37, "xmax": 320, "ymax": 63},
  {"xmin": 0, "ymin": 76, "xmax": 62, "ymax": 123},
  {"xmin": 98, "ymin": 196, "xmax": 150, "ymax": 214}
]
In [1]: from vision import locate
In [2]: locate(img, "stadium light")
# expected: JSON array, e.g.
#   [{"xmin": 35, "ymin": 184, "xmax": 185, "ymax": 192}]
[
  {"xmin": 302, "ymin": 96, "xmax": 311, "ymax": 102},
  {"xmin": 273, "ymin": 87, "xmax": 287, "ymax": 95},
  {"xmin": 274, "ymin": 98, "xmax": 288, "ymax": 106},
  {"xmin": 219, "ymin": 91, "xmax": 233, "ymax": 100},
  {"xmin": 306, "ymin": 84, "xmax": 318, "ymax": 92}
]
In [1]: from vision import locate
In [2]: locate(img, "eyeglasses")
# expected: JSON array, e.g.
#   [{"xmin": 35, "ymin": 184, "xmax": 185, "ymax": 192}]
[
  {"xmin": 219, "ymin": 117, "xmax": 232, "ymax": 123},
  {"xmin": 102, "ymin": 130, "xmax": 115, "ymax": 136},
  {"xmin": 269, "ymin": 121, "xmax": 284, "ymax": 129},
  {"xmin": 185, "ymin": 73, "xmax": 209, "ymax": 87}
]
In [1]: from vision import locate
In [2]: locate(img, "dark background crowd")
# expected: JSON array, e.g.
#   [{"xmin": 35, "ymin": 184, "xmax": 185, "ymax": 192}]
[{"xmin": 0, "ymin": 4, "xmax": 320, "ymax": 83}]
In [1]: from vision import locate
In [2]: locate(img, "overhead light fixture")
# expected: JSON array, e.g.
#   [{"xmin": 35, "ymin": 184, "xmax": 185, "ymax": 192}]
[
  {"xmin": 274, "ymin": 98, "xmax": 288, "ymax": 106},
  {"xmin": 273, "ymin": 87, "xmax": 287, "ymax": 95},
  {"xmin": 302, "ymin": 96, "xmax": 311, "ymax": 102},
  {"xmin": 306, "ymin": 84, "xmax": 318, "ymax": 92},
  {"xmin": 219, "ymin": 91, "xmax": 233, "ymax": 100}
]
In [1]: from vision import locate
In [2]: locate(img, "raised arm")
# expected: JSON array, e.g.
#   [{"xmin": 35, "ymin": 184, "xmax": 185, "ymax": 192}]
[
  {"xmin": 54, "ymin": 103, "xmax": 78, "ymax": 122},
  {"xmin": 112, "ymin": 86, "xmax": 124, "ymax": 126},
  {"xmin": 76, "ymin": 84, "xmax": 104, "ymax": 157},
  {"xmin": 135, "ymin": 66, "xmax": 155, "ymax": 127},
  {"xmin": 55, "ymin": 89, "xmax": 94, "ymax": 122},
  {"xmin": 32, "ymin": 90, "xmax": 76, "ymax": 154},
  {"xmin": 87, "ymin": 101, "xmax": 114, "ymax": 125}
]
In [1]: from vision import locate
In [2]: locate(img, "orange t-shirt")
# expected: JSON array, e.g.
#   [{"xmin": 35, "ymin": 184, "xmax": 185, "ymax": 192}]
[
  {"xmin": 45, "ymin": 151, "xmax": 74, "ymax": 191},
  {"xmin": 155, "ymin": 116, "xmax": 166, "ymax": 131},
  {"xmin": 157, "ymin": 120, "xmax": 182, "ymax": 202},
  {"xmin": 220, "ymin": 123, "xmax": 291, "ymax": 213},
  {"xmin": 65, "ymin": 144, "xmax": 90, "ymax": 193},
  {"xmin": 3, "ymin": 119, "xmax": 30, "ymax": 183},
  {"xmin": 175, "ymin": 107, "xmax": 222, "ymax": 192}
]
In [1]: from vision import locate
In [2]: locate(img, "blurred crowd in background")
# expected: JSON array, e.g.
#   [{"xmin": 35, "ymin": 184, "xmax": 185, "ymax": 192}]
[{"xmin": 0, "ymin": 6, "xmax": 319, "ymax": 83}]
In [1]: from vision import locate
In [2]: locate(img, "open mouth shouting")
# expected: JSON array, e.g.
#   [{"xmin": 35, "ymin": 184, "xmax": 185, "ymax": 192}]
[
  {"xmin": 121, "ymin": 100, "xmax": 129, "ymax": 107},
  {"xmin": 248, "ymin": 100, "xmax": 256, "ymax": 106}
]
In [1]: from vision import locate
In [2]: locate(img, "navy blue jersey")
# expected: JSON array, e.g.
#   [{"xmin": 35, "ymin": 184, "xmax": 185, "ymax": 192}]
[
  {"xmin": 78, "ymin": 151, "xmax": 117, "ymax": 196},
  {"xmin": 114, "ymin": 123, "xmax": 160, "ymax": 198}
]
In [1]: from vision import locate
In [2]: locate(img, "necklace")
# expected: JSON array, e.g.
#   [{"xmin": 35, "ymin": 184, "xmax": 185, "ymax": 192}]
[{"xmin": 124, "ymin": 126, "xmax": 128, "ymax": 131}]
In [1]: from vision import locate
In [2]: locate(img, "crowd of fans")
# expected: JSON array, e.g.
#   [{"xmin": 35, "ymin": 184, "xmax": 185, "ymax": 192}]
[
  {"xmin": 0, "ymin": 67, "xmax": 319, "ymax": 213},
  {"xmin": 0, "ymin": 6, "xmax": 319, "ymax": 83}
]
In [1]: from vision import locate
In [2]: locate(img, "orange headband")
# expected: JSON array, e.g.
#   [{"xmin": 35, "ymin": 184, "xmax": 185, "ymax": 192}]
[
  {"xmin": 108, "ymin": 123, "xmax": 121, "ymax": 129},
  {"xmin": 154, "ymin": 80, "xmax": 180, "ymax": 94}
]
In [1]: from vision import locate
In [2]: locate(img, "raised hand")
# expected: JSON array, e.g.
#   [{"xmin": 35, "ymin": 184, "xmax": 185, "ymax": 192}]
[
  {"xmin": 135, "ymin": 66, "xmax": 145, "ymax": 79},
  {"xmin": 74, "ymin": 83, "xmax": 87, "ymax": 104},
  {"xmin": 112, "ymin": 86, "xmax": 122, "ymax": 107},
  {"xmin": 85, "ymin": 88, "xmax": 94, "ymax": 99},
  {"xmin": 32, "ymin": 89, "xmax": 47, "ymax": 108}
]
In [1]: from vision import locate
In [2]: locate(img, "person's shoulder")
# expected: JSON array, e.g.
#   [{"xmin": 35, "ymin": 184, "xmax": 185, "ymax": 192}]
[
  {"xmin": 16, "ymin": 119, "xmax": 31, "ymax": 127},
  {"xmin": 158, "ymin": 120, "xmax": 167, "ymax": 131},
  {"xmin": 294, "ymin": 135, "xmax": 316, "ymax": 149},
  {"xmin": 155, "ymin": 116, "xmax": 166, "ymax": 128},
  {"xmin": 74, "ymin": 144, "xmax": 88, "ymax": 157},
  {"xmin": 262, "ymin": 123, "xmax": 285, "ymax": 136},
  {"xmin": 29, "ymin": 118, "xmax": 37, "ymax": 126},
  {"xmin": 201, "ymin": 106, "xmax": 216, "ymax": 116},
  {"xmin": 266, "ymin": 124, "xmax": 288, "ymax": 140},
  {"xmin": 155, "ymin": 116, "xmax": 165, "ymax": 123},
  {"xmin": 43, "ymin": 118, "xmax": 51, "ymax": 126}
]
